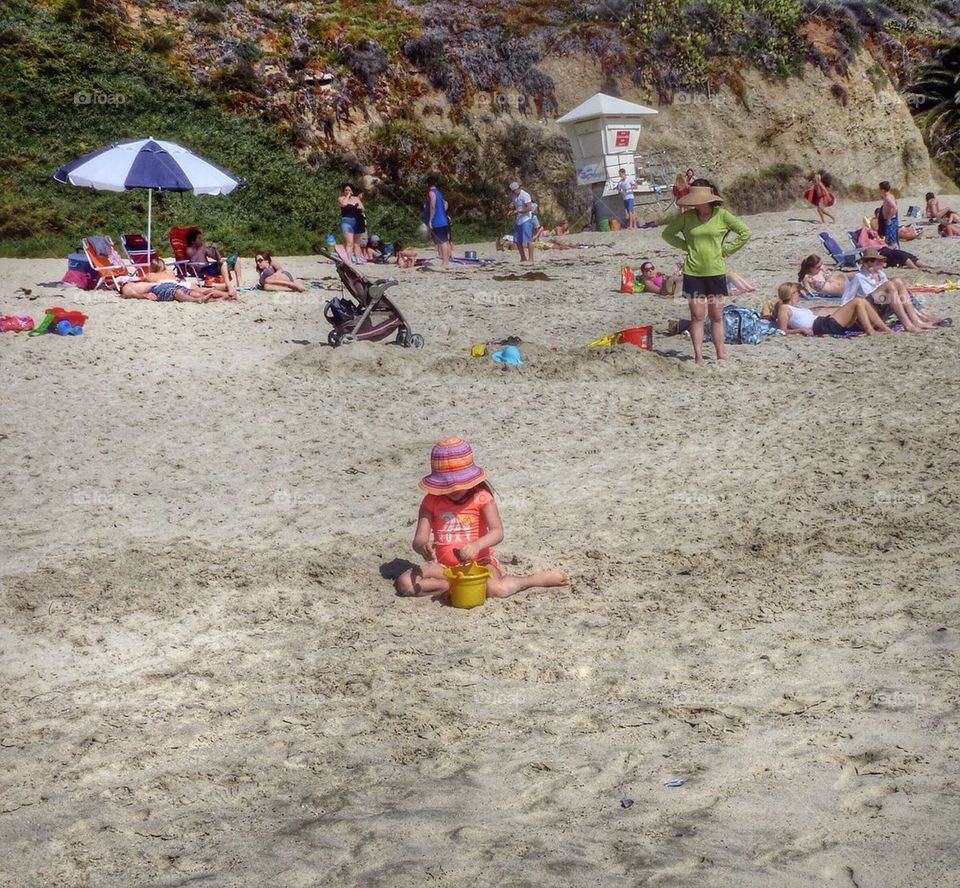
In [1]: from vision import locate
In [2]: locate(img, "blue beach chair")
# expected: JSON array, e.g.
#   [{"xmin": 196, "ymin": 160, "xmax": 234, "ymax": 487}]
[{"xmin": 819, "ymin": 231, "xmax": 860, "ymax": 269}]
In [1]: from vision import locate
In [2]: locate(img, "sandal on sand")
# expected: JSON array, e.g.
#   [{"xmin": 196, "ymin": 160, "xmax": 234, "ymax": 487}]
[{"xmin": 936, "ymin": 318, "xmax": 953, "ymax": 327}]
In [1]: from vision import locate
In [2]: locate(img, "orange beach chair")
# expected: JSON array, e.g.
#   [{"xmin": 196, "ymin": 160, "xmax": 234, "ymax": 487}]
[
  {"xmin": 81, "ymin": 235, "xmax": 142, "ymax": 290},
  {"xmin": 168, "ymin": 225, "xmax": 228, "ymax": 285}
]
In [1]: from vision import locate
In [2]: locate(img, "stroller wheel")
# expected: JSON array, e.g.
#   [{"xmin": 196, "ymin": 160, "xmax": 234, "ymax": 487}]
[
  {"xmin": 327, "ymin": 330, "xmax": 342, "ymax": 347},
  {"xmin": 409, "ymin": 333, "xmax": 425, "ymax": 349}
]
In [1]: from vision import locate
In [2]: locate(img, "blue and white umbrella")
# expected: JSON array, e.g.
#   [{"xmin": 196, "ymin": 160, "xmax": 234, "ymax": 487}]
[{"xmin": 54, "ymin": 137, "xmax": 243, "ymax": 254}]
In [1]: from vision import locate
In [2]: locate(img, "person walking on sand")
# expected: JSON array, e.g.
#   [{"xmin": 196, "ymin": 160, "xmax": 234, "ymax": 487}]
[
  {"xmin": 878, "ymin": 181, "xmax": 900, "ymax": 247},
  {"xmin": 507, "ymin": 181, "xmax": 534, "ymax": 262},
  {"xmin": 394, "ymin": 438, "xmax": 571, "ymax": 600},
  {"xmin": 809, "ymin": 173, "xmax": 836, "ymax": 225},
  {"xmin": 424, "ymin": 175, "xmax": 453, "ymax": 267},
  {"xmin": 616, "ymin": 168, "xmax": 638, "ymax": 229},
  {"xmin": 661, "ymin": 184, "xmax": 751, "ymax": 365}
]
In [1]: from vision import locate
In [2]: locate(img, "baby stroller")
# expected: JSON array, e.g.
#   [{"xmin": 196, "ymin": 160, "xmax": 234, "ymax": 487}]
[{"xmin": 320, "ymin": 248, "xmax": 424, "ymax": 348}]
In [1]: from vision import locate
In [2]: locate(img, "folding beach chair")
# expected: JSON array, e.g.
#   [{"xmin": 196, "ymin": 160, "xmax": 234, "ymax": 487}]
[
  {"xmin": 169, "ymin": 225, "xmax": 206, "ymax": 280},
  {"xmin": 848, "ymin": 230, "xmax": 861, "ymax": 249},
  {"xmin": 120, "ymin": 233, "xmax": 160, "ymax": 277},
  {"xmin": 906, "ymin": 205, "xmax": 920, "ymax": 219},
  {"xmin": 168, "ymin": 225, "xmax": 231, "ymax": 285},
  {"xmin": 819, "ymin": 231, "xmax": 860, "ymax": 270},
  {"xmin": 81, "ymin": 235, "xmax": 141, "ymax": 290}
]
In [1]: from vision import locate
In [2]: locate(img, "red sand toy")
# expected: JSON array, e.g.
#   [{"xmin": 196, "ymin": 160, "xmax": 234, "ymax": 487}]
[{"xmin": 28, "ymin": 307, "xmax": 88, "ymax": 337}]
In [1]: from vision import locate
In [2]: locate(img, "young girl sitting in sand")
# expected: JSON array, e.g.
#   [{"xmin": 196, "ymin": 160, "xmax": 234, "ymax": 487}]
[
  {"xmin": 774, "ymin": 282, "xmax": 891, "ymax": 336},
  {"xmin": 394, "ymin": 438, "xmax": 571, "ymax": 600}
]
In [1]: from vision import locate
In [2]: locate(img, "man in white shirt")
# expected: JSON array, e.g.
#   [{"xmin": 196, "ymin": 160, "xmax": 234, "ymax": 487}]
[
  {"xmin": 616, "ymin": 168, "xmax": 637, "ymax": 229},
  {"xmin": 508, "ymin": 181, "xmax": 534, "ymax": 262},
  {"xmin": 843, "ymin": 249, "xmax": 937, "ymax": 332}
]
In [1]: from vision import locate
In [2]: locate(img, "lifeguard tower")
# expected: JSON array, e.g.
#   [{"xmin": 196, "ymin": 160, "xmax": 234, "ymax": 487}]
[{"xmin": 556, "ymin": 93, "xmax": 667, "ymax": 228}]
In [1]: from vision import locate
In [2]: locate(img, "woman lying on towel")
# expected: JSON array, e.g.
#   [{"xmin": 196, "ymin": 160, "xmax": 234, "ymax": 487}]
[
  {"xmin": 119, "ymin": 259, "xmax": 228, "ymax": 303},
  {"xmin": 774, "ymin": 282, "xmax": 892, "ymax": 336}
]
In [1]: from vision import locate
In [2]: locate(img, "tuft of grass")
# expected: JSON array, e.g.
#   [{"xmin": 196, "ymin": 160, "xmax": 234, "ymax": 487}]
[{"xmin": 724, "ymin": 163, "xmax": 805, "ymax": 214}]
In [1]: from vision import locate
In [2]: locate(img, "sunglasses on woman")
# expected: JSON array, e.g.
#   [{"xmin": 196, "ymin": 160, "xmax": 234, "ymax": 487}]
[{"xmin": 641, "ymin": 265, "xmax": 653, "ymax": 272}]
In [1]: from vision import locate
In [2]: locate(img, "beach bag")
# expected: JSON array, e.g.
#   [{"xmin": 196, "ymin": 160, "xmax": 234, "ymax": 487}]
[
  {"xmin": 62, "ymin": 252, "xmax": 98, "ymax": 290},
  {"xmin": 722, "ymin": 305, "xmax": 763, "ymax": 344},
  {"xmin": 619, "ymin": 266, "xmax": 644, "ymax": 294},
  {"xmin": 324, "ymin": 296, "xmax": 359, "ymax": 326},
  {"xmin": 705, "ymin": 305, "xmax": 764, "ymax": 344}
]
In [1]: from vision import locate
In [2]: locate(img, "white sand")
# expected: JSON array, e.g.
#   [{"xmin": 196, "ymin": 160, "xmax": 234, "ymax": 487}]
[{"xmin": 1, "ymin": 199, "xmax": 959, "ymax": 886}]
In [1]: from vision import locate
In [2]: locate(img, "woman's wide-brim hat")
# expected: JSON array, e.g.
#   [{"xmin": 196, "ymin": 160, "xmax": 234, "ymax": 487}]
[
  {"xmin": 859, "ymin": 248, "xmax": 886, "ymax": 262},
  {"xmin": 677, "ymin": 186, "xmax": 723, "ymax": 207},
  {"xmin": 419, "ymin": 437, "xmax": 488, "ymax": 496}
]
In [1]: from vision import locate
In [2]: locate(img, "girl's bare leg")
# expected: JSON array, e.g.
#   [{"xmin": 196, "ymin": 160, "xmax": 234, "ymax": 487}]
[
  {"xmin": 395, "ymin": 563, "xmax": 449, "ymax": 597},
  {"xmin": 854, "ymin": 299, "xmax": 892, "ymax": 334},
  {"xmin": 486, "ymin": 569, "xmax": 571, "ymax": 599},
  {"xmin": 872, "ymin": 284, "xmax": 924, "ymax": 331},
  {"xmin": 829, "ymin": 300, "xmax": 861, "ymax": 327}
]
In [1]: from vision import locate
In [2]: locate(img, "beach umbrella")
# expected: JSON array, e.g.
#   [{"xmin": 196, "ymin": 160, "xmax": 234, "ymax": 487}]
[{"xmin": 53, "ymin": 137, "xmax": 243, "ymax": 255}]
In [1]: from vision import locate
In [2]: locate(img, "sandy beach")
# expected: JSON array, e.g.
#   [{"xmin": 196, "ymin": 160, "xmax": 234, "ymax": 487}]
[{"xmin": 2, "ymin": 198, "xmax": 959, "ymax": 886}]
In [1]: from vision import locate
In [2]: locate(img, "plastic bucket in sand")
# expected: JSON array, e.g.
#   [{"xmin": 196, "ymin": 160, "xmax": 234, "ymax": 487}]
[
  {"xmin": 444, "ymin": 561, "xmax": 492, "ymax": 608},
  {"xmin": 619, "ymin": 325, "xmax": 653, "ymax": 350},
  {"xmin": 597, "ymin": 218, "xmax": 611, "ymax": 232},
  {"xmin": 465, "ymin": 250, "xmax": 478, "ymax": 260}
]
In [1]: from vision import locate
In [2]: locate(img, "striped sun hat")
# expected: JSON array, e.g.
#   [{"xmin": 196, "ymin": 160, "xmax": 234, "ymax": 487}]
[{"xmin": 419, "ymin": 438, "xmax": 488, "ymax": 496}]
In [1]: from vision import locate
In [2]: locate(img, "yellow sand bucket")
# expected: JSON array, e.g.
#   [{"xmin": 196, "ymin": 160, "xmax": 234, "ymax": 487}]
[{"xmin": 444, "ymin": 561, "xmax": 492, "ymax": 609}]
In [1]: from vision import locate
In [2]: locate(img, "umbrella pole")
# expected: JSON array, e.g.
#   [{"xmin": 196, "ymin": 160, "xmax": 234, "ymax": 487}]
[{"xmin": 147, "ymin": 188, "xmax": 152, "ymax": 260}]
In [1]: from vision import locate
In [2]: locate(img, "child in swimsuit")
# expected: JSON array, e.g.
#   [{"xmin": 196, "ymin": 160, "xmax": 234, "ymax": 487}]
[{"xmin": 394, "ymin": 438, "xmax": 571, "ymax": 600}]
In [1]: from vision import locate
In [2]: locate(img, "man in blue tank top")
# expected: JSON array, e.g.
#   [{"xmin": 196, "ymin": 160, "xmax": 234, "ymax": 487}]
[{"xmin": 424, "ymin": 176, "xmax": 453, "ymax": 266}]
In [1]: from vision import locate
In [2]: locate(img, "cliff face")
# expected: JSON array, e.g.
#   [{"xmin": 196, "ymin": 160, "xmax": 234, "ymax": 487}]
[
  {"xmin": 536, "ymin": 51, "xmax": 934, "ymax": 190},
  {"xmin": 2, "ymin": 0, "xmax": 956, "ymax": 254}
]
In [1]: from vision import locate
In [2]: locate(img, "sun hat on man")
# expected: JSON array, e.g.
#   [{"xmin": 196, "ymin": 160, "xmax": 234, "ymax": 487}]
[
  {"xmin": 419, "ymin": 438, "xmax": 489, "ymax": 496},
  {"xmin": 677, "ymin": 185, "xmax": 723, "ymax": 207},
  {"xmin": 859, "ymin": 247, "xmax": 887, "ymax": 263},
  {"xmin": 508, "ymin": 181, "xmax": 520, "ymax": 192}
]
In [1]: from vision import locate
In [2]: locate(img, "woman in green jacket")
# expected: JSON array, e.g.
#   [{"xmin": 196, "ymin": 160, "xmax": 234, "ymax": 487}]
[{"xmin": 662, "ymin": 183, "xmax": 751, "ymax": 365}]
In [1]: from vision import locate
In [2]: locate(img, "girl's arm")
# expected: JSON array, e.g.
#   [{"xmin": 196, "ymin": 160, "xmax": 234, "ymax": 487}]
[
  {"xmin": 721, "ymin": 210, "xmax": 751, "ymax": 257},
  {"xmin": 412, "ymin": 506, "xmax": 436, "ymax": 561},
  {"xmin": 458, "ymin": 499, "xmax": 505, "ymax": 562}
]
